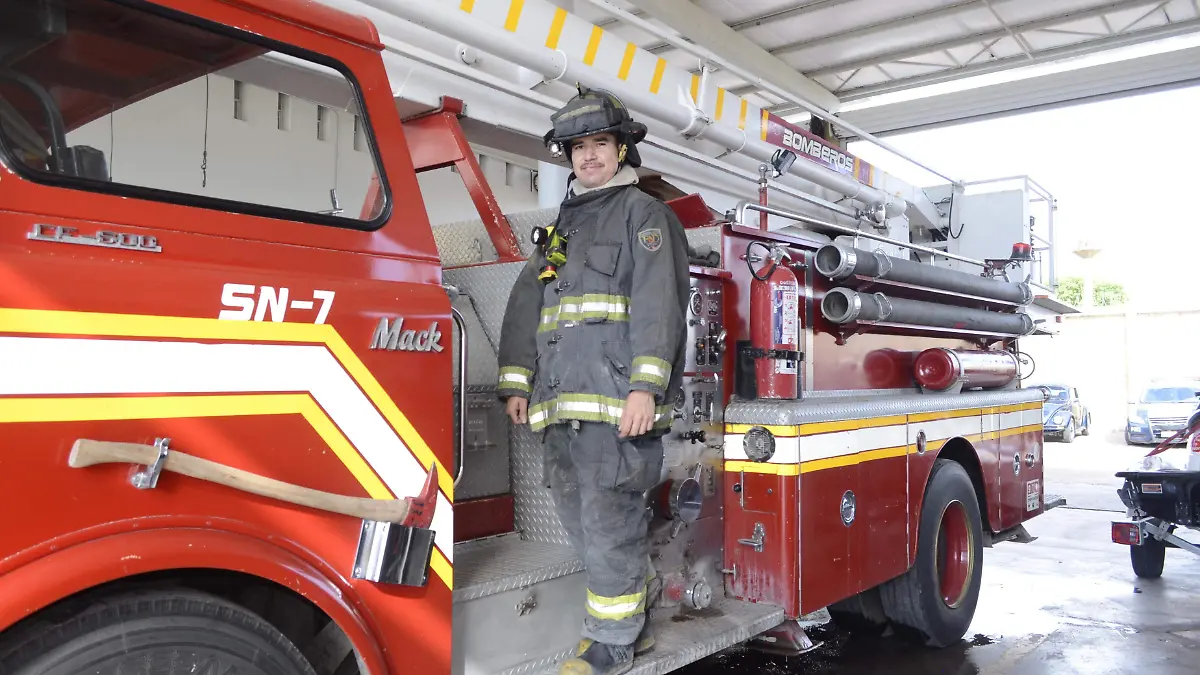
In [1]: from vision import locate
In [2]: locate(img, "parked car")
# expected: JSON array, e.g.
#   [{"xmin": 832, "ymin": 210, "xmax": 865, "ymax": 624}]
[
  {"xmin": 1035, "ymin": 383, "xmax": 1091, "ymax": 443},
  {"xmin": 1125, "ymin": 380, "xmax": 1200, "ymax": 446}
]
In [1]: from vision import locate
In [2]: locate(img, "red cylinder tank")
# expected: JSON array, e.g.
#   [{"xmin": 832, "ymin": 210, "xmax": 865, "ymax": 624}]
[
  {"xmin": 749, "ymin": 246, "xmax": 800, "ymax": 399},
  {"xmin": 914, "ymin": 348, "xmax": 1018, "ymax": 392}
]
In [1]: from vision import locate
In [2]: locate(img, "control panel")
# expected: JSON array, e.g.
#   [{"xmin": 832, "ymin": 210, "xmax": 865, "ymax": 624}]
[
  {"xmin": 684, "ymin": 277, "xmax": 725, "ymax": 375},
  {"xmin": 670, "ymin": 275, "xmax": 725, "ymax": 444},
  {"xmin": 674, "ymin": 375, "xmax": 721, "ymax": 431}
]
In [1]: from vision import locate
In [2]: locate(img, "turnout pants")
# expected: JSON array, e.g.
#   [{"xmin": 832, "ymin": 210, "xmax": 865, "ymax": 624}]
[{"xmin": 544, "ymin": 421, "xmax": 664, "ymax": 646}]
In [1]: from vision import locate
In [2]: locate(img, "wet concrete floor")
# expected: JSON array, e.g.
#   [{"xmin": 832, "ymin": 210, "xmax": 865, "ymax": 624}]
[{"xmin": 680, "ymin": 506, "xmax": 1200, "ymax": 674}]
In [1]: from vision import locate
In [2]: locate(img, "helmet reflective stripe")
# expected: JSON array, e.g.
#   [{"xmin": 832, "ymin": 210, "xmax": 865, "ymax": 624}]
[{"xmin": 544, "ymin": 86, "xmax": 648, "ymax": 168}]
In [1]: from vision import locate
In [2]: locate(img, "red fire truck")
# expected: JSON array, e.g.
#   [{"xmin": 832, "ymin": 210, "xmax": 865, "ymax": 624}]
[{"xmin": 0, "ymin": 1, "xmax": 1051, "ymax": 674}]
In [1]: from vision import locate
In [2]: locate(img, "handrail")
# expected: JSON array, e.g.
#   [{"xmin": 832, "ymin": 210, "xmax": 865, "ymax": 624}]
[
  {"xmin": 449, "ymin": 305, "xmax": 468, "ymax": 488},
  {"xmin": 733, "ymin": 201, "xmax": 989, "ymax": 268}
]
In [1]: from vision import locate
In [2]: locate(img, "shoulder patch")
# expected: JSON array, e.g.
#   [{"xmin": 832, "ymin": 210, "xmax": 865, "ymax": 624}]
[{"xmin": 638, "ymin": 228, "xmax": 663, "ymax": 252}]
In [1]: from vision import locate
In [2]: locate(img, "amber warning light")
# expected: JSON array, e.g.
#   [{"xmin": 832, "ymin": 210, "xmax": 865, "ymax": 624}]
[{"xmin": 1111, "ymin": 522, "xmax": 1142, "ymax": 546}]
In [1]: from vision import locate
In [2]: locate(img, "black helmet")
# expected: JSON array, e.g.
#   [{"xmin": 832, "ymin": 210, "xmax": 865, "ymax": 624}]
[{"xmin": 543, "ymin": 86, "xmax": 648, "ymax": 168}]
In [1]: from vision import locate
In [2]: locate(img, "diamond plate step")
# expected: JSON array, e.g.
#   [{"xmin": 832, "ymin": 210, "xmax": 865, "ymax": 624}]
[
  {"xmin": 513, "ymin": 600, "xmax": 786, "ymax": 675},
  {"xmin": 454, "ymin": 534, "xmax": 583, "ymax": 603}
]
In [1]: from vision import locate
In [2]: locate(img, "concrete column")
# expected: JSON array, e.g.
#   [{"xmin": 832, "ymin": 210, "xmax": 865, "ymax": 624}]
[{"xmin": 537, "ymin": 161, "xmax": 571, "ymax": 208}]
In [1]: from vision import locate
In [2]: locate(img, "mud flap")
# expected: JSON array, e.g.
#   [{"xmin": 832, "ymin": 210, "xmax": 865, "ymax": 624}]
[{"xmin": 748, "ymin": 619, "xmax": 823, "ymax": 656}]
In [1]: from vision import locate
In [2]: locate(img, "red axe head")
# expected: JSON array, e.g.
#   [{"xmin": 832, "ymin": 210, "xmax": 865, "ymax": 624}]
[{"xmin": 401, "ymin": 464, "xmax": 439, "ymax": 529}]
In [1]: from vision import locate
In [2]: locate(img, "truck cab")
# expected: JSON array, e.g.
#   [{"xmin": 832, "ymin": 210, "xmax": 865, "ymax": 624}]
[{"xmin": 1, "ymin": 1, "xmax": 452, "ymax": 673}]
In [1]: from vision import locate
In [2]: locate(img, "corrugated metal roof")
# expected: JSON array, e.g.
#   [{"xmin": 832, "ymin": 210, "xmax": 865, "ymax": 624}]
[{"xmin": 578, "ymin": 0, "xmax": 1200, "ymax": 125}]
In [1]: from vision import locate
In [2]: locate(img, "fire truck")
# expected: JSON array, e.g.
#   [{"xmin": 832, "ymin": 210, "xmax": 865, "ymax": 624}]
[{"xmin": 0, "ymin": 0, "xmax": 1055, "ymax": 674}]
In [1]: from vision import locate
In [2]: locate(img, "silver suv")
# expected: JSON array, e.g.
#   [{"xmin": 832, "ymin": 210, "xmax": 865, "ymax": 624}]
[{"xmin": 1126, "ymin": 380, "xmax": 1200, "ymax": 446}]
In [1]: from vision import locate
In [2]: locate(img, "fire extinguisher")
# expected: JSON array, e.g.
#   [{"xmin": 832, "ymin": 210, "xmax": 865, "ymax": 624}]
[{"xmin": 746, "ymin": 241, "xmax": 801, "ymax": 399}]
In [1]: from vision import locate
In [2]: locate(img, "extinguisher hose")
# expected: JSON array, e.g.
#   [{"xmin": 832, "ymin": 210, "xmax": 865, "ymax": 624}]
[{"xmin": 747, "ymin": 241, "xmax": 776, "ymax": 282}]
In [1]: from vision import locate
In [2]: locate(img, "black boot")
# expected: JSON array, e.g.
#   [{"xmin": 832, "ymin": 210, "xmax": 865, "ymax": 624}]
[{"xmin": 560, "ymin": 640, "xmax": 634, "ymax": 675}]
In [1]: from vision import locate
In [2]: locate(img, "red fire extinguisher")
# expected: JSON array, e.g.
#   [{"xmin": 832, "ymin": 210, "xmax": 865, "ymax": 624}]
[{"xmin": 747, "ymin": 241, "xmax": 800, "ymax": 399}]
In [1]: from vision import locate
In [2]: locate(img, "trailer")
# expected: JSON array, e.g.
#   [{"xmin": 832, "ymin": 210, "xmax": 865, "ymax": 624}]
[{"xmin": 1112, "ymin": 413, "xmax": 1200, "ymax": 578}]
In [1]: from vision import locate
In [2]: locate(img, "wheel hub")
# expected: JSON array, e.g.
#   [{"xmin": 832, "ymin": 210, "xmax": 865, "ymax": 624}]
[{"xmin": 936, "ymin": 500, "xmax": 975, "ymax": 608}]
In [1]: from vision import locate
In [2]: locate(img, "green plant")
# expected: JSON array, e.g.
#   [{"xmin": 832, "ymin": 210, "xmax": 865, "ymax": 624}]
[{"xmin": 1054, "ymin": 276, "xmax": 1126, "ymax": 307}]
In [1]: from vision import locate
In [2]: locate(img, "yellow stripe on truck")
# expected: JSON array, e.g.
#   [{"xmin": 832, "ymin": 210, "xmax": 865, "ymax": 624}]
[
  {"xmin": 504, "ymin": 0, "xmax": 525, "ymax": 32},
  {"xmin": 546, "ymin": 7, "xmax": 567, "ymax": 49},
  {"xmin": 618, "ymin": 42, "xmax": 637, "ymax": 80},
  {"xmin": 650, "ymin": 58, "xmax": 667, "ymax": 94},
  {"xmin": 0, "ymin": 308, "xmax": 454, "ymax": 502},
  {"xmin": 584, "ymin": 26, "xmax": 603, "ymax": 66}
]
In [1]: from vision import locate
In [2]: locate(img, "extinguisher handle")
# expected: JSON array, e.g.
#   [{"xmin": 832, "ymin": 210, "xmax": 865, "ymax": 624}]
[{"xmin": 746, "ymin": 241, "xmax": 778, "ymax": 281}]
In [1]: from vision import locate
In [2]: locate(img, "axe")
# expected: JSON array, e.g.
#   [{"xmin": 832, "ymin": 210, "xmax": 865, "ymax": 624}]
[{"xmin": 68, "ymin": 438, "xmax": 439, "ymax": 529}]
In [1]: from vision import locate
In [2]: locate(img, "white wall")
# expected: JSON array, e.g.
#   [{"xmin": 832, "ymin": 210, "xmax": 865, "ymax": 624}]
[
  {"xmin": 61, "ymin": 65, "xmax": 767, "ymax": 235},
  {"xmin": 1022, "ymin": 309, "xmax": 1200, "ymax": 433},
  {"xmin": 417, "ymin": 155, "xmax": 540, "ymax": 227},
  {"xmin": 64, "ymin": 68, "xmax": 553, "ymax": 228},
  {"xmin": 68, "ymin": 73, "xmax": 376, "ymax": 220}
]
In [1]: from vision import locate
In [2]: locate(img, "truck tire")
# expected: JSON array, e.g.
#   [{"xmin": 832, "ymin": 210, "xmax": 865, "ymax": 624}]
[
  {"xmin": 827, "ymin": 587, "xmax": 889, "ymax": 635},
  {"xmin": 1131, "ymin": 538, "xmax": 1166, "ymax": 579},
  {"xmin": 880, "ymin": 459, "xmax": 983, "ymax": 648},
  {"xmin": 0, "ymin": 590, "xmax": 317, "ymax": 675}
]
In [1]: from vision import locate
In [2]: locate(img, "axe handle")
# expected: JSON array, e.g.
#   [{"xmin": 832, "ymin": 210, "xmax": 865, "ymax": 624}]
[{"xmin": 69, "ymin": 439, "xmax": 410, "ymax": 524}]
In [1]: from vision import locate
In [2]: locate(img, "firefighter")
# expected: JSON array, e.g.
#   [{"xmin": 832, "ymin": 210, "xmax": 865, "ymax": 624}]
[{"xmin": 496, "ymin": 87, "xmax": 689, "ymax": 675}]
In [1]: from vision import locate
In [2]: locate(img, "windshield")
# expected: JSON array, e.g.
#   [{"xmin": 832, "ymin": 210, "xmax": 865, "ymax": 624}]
[
  {"xmin": 1038, "ymin": 386, "xmax": 1069, "ymax": 404},
  {"xmin": 0, "ymin": 0, "xmax": 386, "ymax": 224},
  {"xmin": 1140, "ymin": 386, "xmax": 1200, "ymax": 403}
]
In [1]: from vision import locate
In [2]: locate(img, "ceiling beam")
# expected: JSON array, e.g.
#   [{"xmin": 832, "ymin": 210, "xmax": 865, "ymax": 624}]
[
  {"xmin": 836, "ymin": 43, "xmax": 1200, "ymax": 138},
  {"xmin": 804, "ymin": 0, "xmax": 1166, "ymax": 78},
  {"xmin": 836, "ymin": 17, "xmax": 1200, "ymax": 102},
  {"xmin": 620, "ymin": 0, "xmax": 840, "ymax": 111},
  {"xmin": 771, "ymin": 0, "xmax": 1007, "ymax": 58},
  {"xmin": 637, "ymin": 0, "xmax": 858, "ymax": 54}
]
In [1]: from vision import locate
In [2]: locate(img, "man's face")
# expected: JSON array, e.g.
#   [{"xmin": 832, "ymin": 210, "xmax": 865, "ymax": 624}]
[{"xmin": 570, "ymin": 133, "xmax": 620, "ymax": 189}]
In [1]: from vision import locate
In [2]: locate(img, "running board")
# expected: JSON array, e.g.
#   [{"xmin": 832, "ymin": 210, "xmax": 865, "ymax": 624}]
[
  {"xmin": 522, "ymin": 600, "xmax": 785, "ymax": 675},
  {"xmin": 454, "ymin": 534, "xmax": 785, "ymax": 675}
]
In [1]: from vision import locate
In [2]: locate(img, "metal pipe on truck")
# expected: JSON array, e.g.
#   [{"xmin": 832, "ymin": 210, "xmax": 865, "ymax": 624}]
[
  {"xmin": 344, "ymin": 0, "xmax": 903, "ymax": 214},
  {"xmin": 821, "ymin": 288, "xmax": 1036, "ymax": 336},
  {"xmin": 815, "ymin": 242, "xmax": 1032, "ymax": 306}
]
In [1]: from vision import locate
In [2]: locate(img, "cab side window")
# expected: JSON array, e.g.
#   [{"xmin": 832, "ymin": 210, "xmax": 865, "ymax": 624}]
[{"xmin": 0, "ymin": 0, "xmax": 389, "ymax": 228}]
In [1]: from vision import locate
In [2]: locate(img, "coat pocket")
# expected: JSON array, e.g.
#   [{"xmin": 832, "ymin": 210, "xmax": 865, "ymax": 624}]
[
  {"xmin": 583, "ymin": 242, "xmax": 620, "ymax": 278},
  {"xmin": 580, "ymin": 243, "xmax": 622, "ymax": 323},
  {"xmin": 601, "ymin": 339, "xmax": 632, "ymax": 384},
  {"xmin": 611, "ymin": 435, "xmax": 665, "ymax": 493}
]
